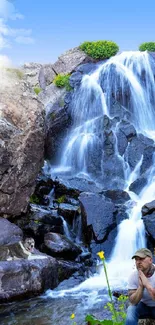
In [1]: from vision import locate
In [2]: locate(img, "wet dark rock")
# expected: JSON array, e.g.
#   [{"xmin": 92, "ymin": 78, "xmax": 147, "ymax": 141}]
[
  {"xmin": 142, "ymin": 212, "xmax": 155, "ymax": 240},
  {"xmin": 78, "ymin": 251, "xmax": 92, "ymax": 262},
  {"xmin": 116, "ymin": 129, "xmax": 128, "ymax": 156},
  {"xmin": 64, "ymin": 91, "xmax": 73, "ymax": 105},
  {"xmin": 34, "ymin": 176, "xmax": 54, "ymax": 196},
  {"xmin": 15, "ymin": 205, "xmax": 64, "ymax": 246},
  {"xmin": 75, "ymin": 62, "xmax": 99, "ymax": 74},
  {"xmin": 119, "ymin": 121, "xmax": 136, "ymax": 139},
  {"xmin": 56, "ymin": 259, "xmax": 84, "ymax": 283},
  {"xmin": 140, "ymin": 146, "xmax": 155, "ymax": 175},
  {"xmin": 69, "ymin": 72, "xmax": 83, "ymax": 88},
  {"xmin": 129, "ymin": 176, "xmax": 148, "ymax": 195},
  {"xmin": 43, "ymin": 232, "xmax": 82, "ymax": 260},
  {"xmin": 101, "ymin": 155, "xmax": 125, "ymax": 190},
  {"xmin": 115, "ymin": 208, "xmax": 129, "ymax": 225},
  {"xmin": 90, "ymin": 226, "xmax": 118, "ymax": 260},
  {"xmin": 142, "ymin": 200, "xmax": 155, "ymax": 216},
  {"xmin": 45, "ymin": 102, "xmax": 71, "ymax": 162},
  {"xmin": 54, "ymin": 176, "xmax": 102, "ymax": 198},
  {"xmin": 58, "ymin": 203, "xmax": 80, "ymax": 224},
  {"xmin": 125, "ymin": 135, "xmax": 154, "ymax": 173},
  {"xmin": 102, "ymin": 190, "xmax": 130, "ymax": 204},
  {"xmin": 65, "ymin": 197, "xmax": 79, "ymax": 206},
  {"xmin": 54, "ymin": 270, "xmax": 86, "ymax": 290},
  {"xmin": 79, "ymin": 192, "xmax": 116, "ymax": 242},
  {"xmin": 0, "ymin": 257, "xmax": 58, "ymax": 303},
  {"xmin": 109, "ymin": 100, "xmax": 131, "ymax": 121}
]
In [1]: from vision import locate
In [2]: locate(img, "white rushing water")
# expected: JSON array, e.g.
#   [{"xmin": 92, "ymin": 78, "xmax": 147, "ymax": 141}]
[
  {"xmin": 52, "ymin": 51, "xmax": 155, "ymax": 178},
  {"xmin": 46, "ymin": 51, "xmax": 155, "ymax": 300}
]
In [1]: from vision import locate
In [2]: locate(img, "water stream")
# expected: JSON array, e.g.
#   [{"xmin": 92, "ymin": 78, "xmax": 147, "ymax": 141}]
[
  {"xmin": 1, "ymin": 51, "xmax": 155, "ymax": 324},
  {"xmin": 45, "ymin": 50, "xmax": 155, "ymax": 310}
]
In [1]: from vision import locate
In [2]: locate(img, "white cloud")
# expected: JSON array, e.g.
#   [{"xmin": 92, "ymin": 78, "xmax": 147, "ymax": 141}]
[
  {"xmin": 0, "ymin": 0, "xmax": 24, "ymax": 20},
  {"xmin": 0, "ymin": 34, "xmax": 9, "ymax": 49},
  {"xmin": 0, "ymin": 54, "xmax": 12, "ymax": 67},
  {"xmin": 0, "ymin": 0, "xmax": 34, "ymax": 51},
  {"xmin": 15, "ymin": 36, "xmax": 34, "ymax": 44}
]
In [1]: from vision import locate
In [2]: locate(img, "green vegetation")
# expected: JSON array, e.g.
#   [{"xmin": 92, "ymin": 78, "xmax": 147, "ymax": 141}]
[
  {"xmin": 29, "ymin": 194, "xmax": 40, "ymax": 204},
  {"xmin": 56, "ymin": 195, "xmax": 66, "ymax": 204},
  {"xmin": 34, "ymin": 86, "xmax": 42, "ymax": 95},
  {"xmin": 53, "ymin": 74, "xmax": 72, "ymax": 91},
  {"xmin": 139, "ymin": 42, "xmax": 155, "ymax": 51},
  {"xmin": 79, "ymin": 40, "xmax": 119, "ymax": 60}
]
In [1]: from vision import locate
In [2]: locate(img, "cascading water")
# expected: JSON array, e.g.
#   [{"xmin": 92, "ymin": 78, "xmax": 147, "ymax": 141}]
[
  {"xmin": 2, "ymin": 51, "xmax": 155, "ymax": 325},
  {"xmin": 51, "ymin": 51, "xmax": 155, "ymax": 181},
  {"xmin": 48, "ymin": 51, "xmax": 155, "ymax": 292},
  {"xmin": 57, "ymin": 75, "xmax": 108, "ymax": 176},
  {"xmin": 34, "ymin": 51, "xmax": 155, "ymax": 325}
]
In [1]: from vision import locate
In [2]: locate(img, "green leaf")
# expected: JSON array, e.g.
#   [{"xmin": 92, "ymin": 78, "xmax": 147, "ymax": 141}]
[{"xmin": 85, "ymin": 315, "xmax": 114, "ymax": 325}]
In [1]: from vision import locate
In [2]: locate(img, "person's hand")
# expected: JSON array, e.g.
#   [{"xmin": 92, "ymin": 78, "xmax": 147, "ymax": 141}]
[
  {"xmin": 139, "ymin": 270, "xmax": 149, "ymax": 287},
  {"xmin": 138, "ymin": 270, "xmax": 144, "ymax": 288}
]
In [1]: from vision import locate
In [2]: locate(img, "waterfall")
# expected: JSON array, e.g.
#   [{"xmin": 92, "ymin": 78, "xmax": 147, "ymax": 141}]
[
  {"xmin": 59, "ymin": 75, "xmax": 107, "ymax": 176},
  {"xmin": 46, "ymin": 51, "xmax": 155, "ymax": 296},
  {"xmin": 51, "ymin": 51, "xmax": 155, "ymax": 180}
]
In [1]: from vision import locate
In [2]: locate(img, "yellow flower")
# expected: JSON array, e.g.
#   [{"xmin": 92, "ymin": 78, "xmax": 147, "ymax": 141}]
[
  {"xmin": 70, "ymin": 314, "xmax": 75, "ymax": 319},
  {"xmin": 97, "ymin": 251, "xmax": 105, "ymax": 260}
]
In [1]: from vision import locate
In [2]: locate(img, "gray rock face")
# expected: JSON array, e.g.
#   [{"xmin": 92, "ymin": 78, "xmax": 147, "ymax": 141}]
[
  {"xmin": 44, "ymin": 99, "xmax": 71, "ymax": 161},
  {"xmin": 52, "ymin": 47, "xmax": 92, "ymax": 75},
  {"xmin": 22, "ymin": 62, "xmax": 42, "ymax": 87},
  {"xmin": 22, "ymin": 48, "xmax": 92, "ymax": 89},
  {"xmin": 142, "ymin": 200, "xmax": 155, "ymax": 216},
  {"xmin": 0, "ymin": 257, "xmax": 58, "ymax": 302},
  {"xmin": 43, "ymin": 232, "xmax": 82, "ymax": 260},
  {"xmin": 79, "ymin": 192, "xmax": 116, "ymax": 242},
  {"xmin": 142, "ymin": 212, "xmax": 155, "ymax": 240},
  {"xmin": 0, "ymin": 218, "xmax": 23, "ymax": 246},
  {"xmin": 0, "ymin": 69, "xmax": 45, "ymax": 217}
]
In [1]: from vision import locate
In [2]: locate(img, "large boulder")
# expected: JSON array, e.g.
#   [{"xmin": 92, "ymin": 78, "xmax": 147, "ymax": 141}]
[
  {"xmin": 43, "ymin": 232, "xmax": 82, "ymax": 260},
  {"xmin": 22, "ymin": 47, "xmax": 93, "ymax": 89},
  {"xmin": 0, "ymin": 69, "xmax": 45, "ymax": 217},
  {"xmin": 0, "ymin": 257, "xmax": 58, "ymax": 302},
  {"xmin": 52, "ymin": 47, "xmax": 92, "ymax": 75}
]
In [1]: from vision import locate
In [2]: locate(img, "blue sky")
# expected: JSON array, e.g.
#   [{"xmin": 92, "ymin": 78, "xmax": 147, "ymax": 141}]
[{"xmin": 0, "ymin": 0, "xmax": 155, "ymax": 66}]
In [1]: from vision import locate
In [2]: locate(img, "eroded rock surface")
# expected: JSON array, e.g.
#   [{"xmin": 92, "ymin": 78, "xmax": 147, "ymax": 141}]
[{"xmin": 0, "ymin": 69, "xmax": 45, "ymax": 217}]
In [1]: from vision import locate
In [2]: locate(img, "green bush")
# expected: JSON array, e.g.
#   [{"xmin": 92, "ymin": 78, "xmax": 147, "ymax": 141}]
[
  {"xmin": 139, "ymin": 42, "xmax": 155, "ymax": 52},
  {"xmin": 53, "ymin": 74, "xmax": 72, "ymax": 91},
  {"xmin": 79, "ymin": 40, "xmax": 119, "ymax": 60},
  {"xmin": 34, "ymin": 87, "xmax": 42, "ymax": 95},
  {"xmin": 29, "ymin": 194, "xmax": 40, "ymax": 204}
]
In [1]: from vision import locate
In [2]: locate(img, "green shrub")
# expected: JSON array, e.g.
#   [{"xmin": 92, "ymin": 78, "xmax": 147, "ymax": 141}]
[
  {"xmin": 53, "ymin": 74, "xmax": 72, "ymax": 91},
  {"xmin": 29, "ymin": 194, "xmax": 40, "ymax": 204},
  {"xmin": 34, "ymin": 87, "xmax": 42, "ymax": 95},
  {"xmin": 139, "ymin": 42, "xmax": 155, "ymax": 52},
  {"xmin": 79, "ymin": 40, "xmax": 119, "ymax": 60}
]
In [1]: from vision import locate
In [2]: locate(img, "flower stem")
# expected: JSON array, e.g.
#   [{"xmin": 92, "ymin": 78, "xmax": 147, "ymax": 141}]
[{"xmin": 103, "ymin": 260, "xmax": 118, "ymax": 322}]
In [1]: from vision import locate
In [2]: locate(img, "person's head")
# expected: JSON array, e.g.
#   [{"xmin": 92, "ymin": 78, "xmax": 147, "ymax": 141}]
[{"xmin": 132, "ymin": 248, "xmax": 153, "ymax": 274}]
